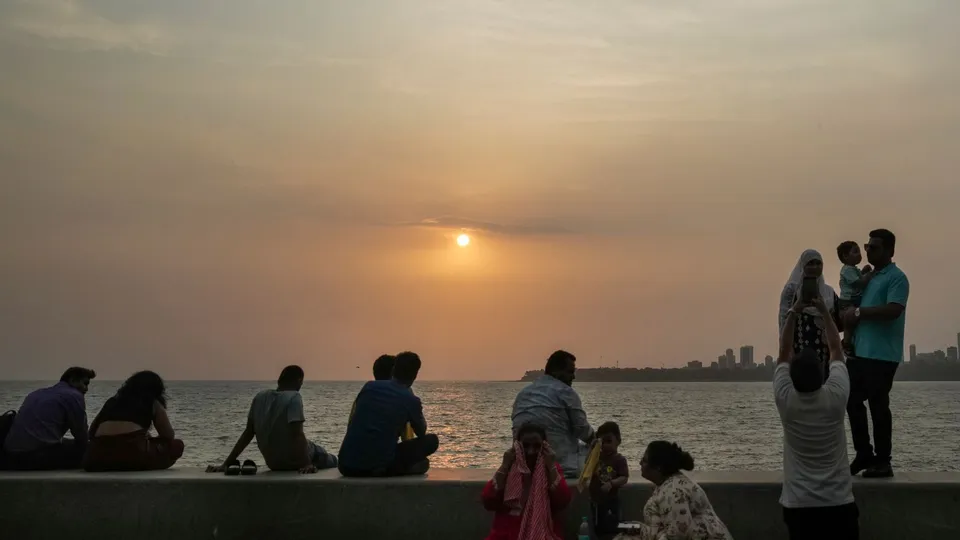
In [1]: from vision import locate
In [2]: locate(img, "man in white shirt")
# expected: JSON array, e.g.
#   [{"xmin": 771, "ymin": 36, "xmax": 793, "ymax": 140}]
[
  {"xmin": 775, "ymin": 294, "xmax": 859, "ymax": 540},
  {"xmin": 512, "ymin": 350, "xmax": 595, "ymax": 477}
]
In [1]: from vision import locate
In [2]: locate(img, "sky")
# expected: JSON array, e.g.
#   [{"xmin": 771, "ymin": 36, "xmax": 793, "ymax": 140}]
[{"xmin": 1, "ymin": 0, "xmax": 959, "ymax": 381}]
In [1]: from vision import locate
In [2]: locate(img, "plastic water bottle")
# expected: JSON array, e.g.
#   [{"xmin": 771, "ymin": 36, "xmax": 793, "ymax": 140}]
[{"xmin": 578, "ymin": 516, "xmax": 591, "ymax": 540}]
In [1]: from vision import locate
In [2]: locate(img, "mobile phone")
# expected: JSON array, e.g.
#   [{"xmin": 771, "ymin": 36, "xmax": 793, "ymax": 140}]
[{"xmin": 801, "ymin": 276, "xmax": 819, "ymax": 302}]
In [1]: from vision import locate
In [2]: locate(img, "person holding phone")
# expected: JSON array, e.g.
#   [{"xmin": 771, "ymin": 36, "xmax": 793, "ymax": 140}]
[
  {"xmin": 775, "ymin": 294, "xmax": 859, "ymax": 540},
  {"xmin": 779, "ymin": 249, "xmax": 843, "ymax": 379}
]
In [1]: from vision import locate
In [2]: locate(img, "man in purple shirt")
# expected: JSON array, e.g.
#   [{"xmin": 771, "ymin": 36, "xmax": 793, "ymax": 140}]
[{"xmin": 2, "ymin": 367, "xmax": 96, "ymax": 470}]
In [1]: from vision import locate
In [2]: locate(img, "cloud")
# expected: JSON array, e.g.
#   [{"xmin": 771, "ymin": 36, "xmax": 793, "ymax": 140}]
[
  {"xmin": 0, "ymin": 1, "xmax": 378, "ymax": 67},
  {"xmin": 400, "ymin": 216, "xmax": 573, "ymax": 236},
  {"xmin": 0, "ymin": 0, "xmax": 173, "ymax": 54}
]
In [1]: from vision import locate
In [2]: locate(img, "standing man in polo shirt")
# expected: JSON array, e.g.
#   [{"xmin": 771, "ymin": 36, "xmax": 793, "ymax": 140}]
[{"xmin": 843, "ymin": 229, "xmax": 909, "ymax": 478}]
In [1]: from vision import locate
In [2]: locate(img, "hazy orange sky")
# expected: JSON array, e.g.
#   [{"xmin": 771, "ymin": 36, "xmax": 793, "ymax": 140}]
[{"xmin": 1, "ymin": 1, "xmax": 958, "ymax": 380}]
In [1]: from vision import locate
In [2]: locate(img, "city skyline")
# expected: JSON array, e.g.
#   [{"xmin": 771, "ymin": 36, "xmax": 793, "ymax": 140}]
[
  {"xmin": 909, "ymin": 333, "xmax": 960, "ymax": 364},
  {"xmin": 687, "ymin": 329, "xmax": 960, "ymax": 371}
]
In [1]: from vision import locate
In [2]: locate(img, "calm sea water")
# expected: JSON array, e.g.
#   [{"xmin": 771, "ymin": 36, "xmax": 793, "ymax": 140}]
[{"xmin": 2, "ymin": 381, "xmax": 958, "ymax": 471}]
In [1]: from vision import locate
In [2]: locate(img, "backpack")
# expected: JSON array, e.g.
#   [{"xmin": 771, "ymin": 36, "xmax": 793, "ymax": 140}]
[{"xmin": 0, "ymin": 410, "xmax": 16, "ymax": 450}]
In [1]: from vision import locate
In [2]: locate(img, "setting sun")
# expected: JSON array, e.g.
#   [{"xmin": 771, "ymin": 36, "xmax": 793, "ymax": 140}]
[{"xmin": 456, "ymin": 233, "xmax": 471, "ymax": 247}]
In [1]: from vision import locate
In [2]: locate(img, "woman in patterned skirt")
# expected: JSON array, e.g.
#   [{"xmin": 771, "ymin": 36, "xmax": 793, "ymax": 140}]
[{"xmin": 778, "ymin": 249, "xmax": 842, "ymax": 379}]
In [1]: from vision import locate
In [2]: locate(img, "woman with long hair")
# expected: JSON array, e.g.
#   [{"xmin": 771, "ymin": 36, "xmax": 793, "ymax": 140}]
[
  {"xmin": 481, "ymin": 423, "xmax": 572, "ymax": 540},
  {"xmin": 779, "ymin": 249, "xmax": 842, "ymax": 379},
  {"xmin": 615, "ymin": 441, "xmax": 731, "ymax": 540},
  {"xmin": 83, "ymin": 371, "xmax": 184, "ymax": 471}
]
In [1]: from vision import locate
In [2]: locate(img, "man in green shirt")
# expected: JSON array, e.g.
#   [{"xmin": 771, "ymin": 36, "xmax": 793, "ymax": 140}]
[{"xmin": 843, "ymin": 229, "xmax": 909, "ymax": 479}]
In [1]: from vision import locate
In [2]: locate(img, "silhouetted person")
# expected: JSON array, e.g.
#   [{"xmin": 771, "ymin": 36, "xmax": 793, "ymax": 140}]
[
  {"xmin": 84, "ymin": 371, "xmax": 184, "ymax": 471},
  {"xmin": 2, "ymin": 367, "xmax": 96, "ymax": 470},
  {"xmin": 843, "ymin": 229, "xmax": 909, "ymax": 478},
  {"xmin": 349, "ymin": 354, "xmax": 414, "ymax": 441},
  {"xmin": 338, "ymin": 351, "xmax": 439, "ymax": 477},
  {"xmin": 512, "ymin": 350, "xmax": 595, "ymax": 477},
  {"xmin": 372, "ymin": 354, "xmax": 395, "ymax": 381},
  {"xmin": 210, "ymin": 365, "xmax": 337, "ymax": 474}
]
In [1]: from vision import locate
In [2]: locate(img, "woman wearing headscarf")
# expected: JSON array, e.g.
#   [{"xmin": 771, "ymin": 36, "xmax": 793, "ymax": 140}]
[
  {"xmin": 779, "ymin": 249, "xmax": 843, "ymax": 379},
  {"xmin": 615, "ymin": 441, "xmax": 732, "ymax": 540},
  {"xmin": 481, "ymin": 423, "xmax": 572, "ymax": 540}
]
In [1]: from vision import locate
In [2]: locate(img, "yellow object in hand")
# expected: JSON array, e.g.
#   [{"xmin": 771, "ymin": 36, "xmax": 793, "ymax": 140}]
[{"xmin": 578, "ymin": 440, "xmax": 602, "ymax": 493}]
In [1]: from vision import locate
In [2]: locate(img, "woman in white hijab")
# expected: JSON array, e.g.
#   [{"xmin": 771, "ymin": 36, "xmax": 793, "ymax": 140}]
[{"xmin": 778, "ymin": 249, "xmax": 842, "ymax": 378}]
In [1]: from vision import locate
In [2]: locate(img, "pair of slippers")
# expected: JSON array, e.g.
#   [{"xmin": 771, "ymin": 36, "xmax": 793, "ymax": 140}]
[{"xmin": 225, "ymin": 459, "xmax": 258, "ymax": 476}]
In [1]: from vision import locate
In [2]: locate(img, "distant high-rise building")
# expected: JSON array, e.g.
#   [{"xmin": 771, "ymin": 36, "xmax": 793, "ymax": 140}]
[
  {"xmin": 947, "ymin": 347, "xmax": 958, "ymax": 363},
  {"xmin": 909, "ymin": 344, "xmax": 917, "ymax": 363},
  {"xmin": 718, "ymin": 355, "xmax": 728, "ymax": 370},
  {"xmin": 740, "ymin": 346, "xmax": 755, "ymax": 368},
  {"xmin": 725, "ymin": 348, "xmax": 736, "ymax": 367},
  {"xmin": 916, "ymin": 350, "xmax": 947, "ymax": 363},
  {"xmin": 687, "ymin": 361, "xmax": 703, "ymax": 369},
  {"xmin": 710, "ymin": 361, "xmax": 719, "ymax": 369},
  {"xmin": 764, "ymin": 355, "xmax": 775, "ymax": 368}
]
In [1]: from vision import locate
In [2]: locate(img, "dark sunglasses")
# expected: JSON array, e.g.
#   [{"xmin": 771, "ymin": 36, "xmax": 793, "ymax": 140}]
[{"xmin": 864, "ymin": 243, "xmax": 881, "ymax": 251}]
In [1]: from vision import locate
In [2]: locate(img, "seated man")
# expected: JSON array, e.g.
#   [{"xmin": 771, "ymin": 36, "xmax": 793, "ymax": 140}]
[
  {"xmin": 348, "ymin": 354, "xmax": 414, "ymax": 442},
  {"xmin": 211, "ymin": 365, "xmax": 337, "ymax": 473},
  {"xmin": 512, "ymin": 350, "xmax": 594, "ymax": 478},
  {"xmin": 338, "ymin": 351, "xmax": 439, "ymax": 477},
  {"xmin": 2, "ymin": 367, "xmax": 96, "ymax": 470}
]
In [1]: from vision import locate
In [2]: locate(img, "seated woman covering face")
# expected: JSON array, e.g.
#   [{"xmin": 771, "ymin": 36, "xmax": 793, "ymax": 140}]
[
  {"xmin": 482, "ymin": 424, "xmax": 572, "ymax": 540},
  {"xmin": 615, "ymin": 442, "xmax": 732, "ymax": 540},
  {"xmin": 83, "ymin": 371, "xmax": 184, "ymax": 472}
]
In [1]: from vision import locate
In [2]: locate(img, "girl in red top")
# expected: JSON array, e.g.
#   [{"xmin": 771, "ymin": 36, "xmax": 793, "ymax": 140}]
[{"xmin": 481, "ymin": 423, "xmax": 572, "ymax": 540}]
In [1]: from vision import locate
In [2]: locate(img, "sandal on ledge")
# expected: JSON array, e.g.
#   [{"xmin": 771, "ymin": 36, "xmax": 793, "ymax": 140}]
[{"xmin": 240, "ymin": 459, "xmax": 258, "ymax": 476}]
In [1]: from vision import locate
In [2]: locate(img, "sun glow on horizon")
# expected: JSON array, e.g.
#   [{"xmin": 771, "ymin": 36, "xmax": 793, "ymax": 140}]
[{"xmin": 456, "ymin": 233, "xmax": 471, "ymax": 247}]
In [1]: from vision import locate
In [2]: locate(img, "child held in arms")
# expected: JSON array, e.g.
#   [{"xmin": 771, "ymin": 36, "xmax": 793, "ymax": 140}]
[{"xmin": 836, "ymin": 240, "xmax": 873, "ymax": 353}]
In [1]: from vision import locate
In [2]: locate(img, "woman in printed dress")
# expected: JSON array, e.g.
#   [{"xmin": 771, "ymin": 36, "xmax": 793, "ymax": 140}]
[
  {"xmin": 778, "ymin": 249, "xmax": 843, "ymax": 379},
  {"xmin": 615, "ymin": 441, "xmax": 732, "ymax": 540}
]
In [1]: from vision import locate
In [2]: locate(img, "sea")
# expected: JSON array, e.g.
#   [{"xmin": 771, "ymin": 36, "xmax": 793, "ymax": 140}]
[{"xmin": 2, "ymin": 380, "xmax": 958, "ymax": 471}]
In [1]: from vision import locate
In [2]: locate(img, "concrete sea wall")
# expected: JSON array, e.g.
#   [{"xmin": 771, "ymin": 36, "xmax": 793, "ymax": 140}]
[{"xmin": 1, "ymin": 469, "xmax": 957, "ymax": 539}]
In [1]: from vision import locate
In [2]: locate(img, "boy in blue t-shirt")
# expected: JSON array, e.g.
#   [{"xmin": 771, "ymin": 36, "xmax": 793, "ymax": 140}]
[{"xmin": 836, "ymin": 241, "xmax": 873, "ymax": 353}]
